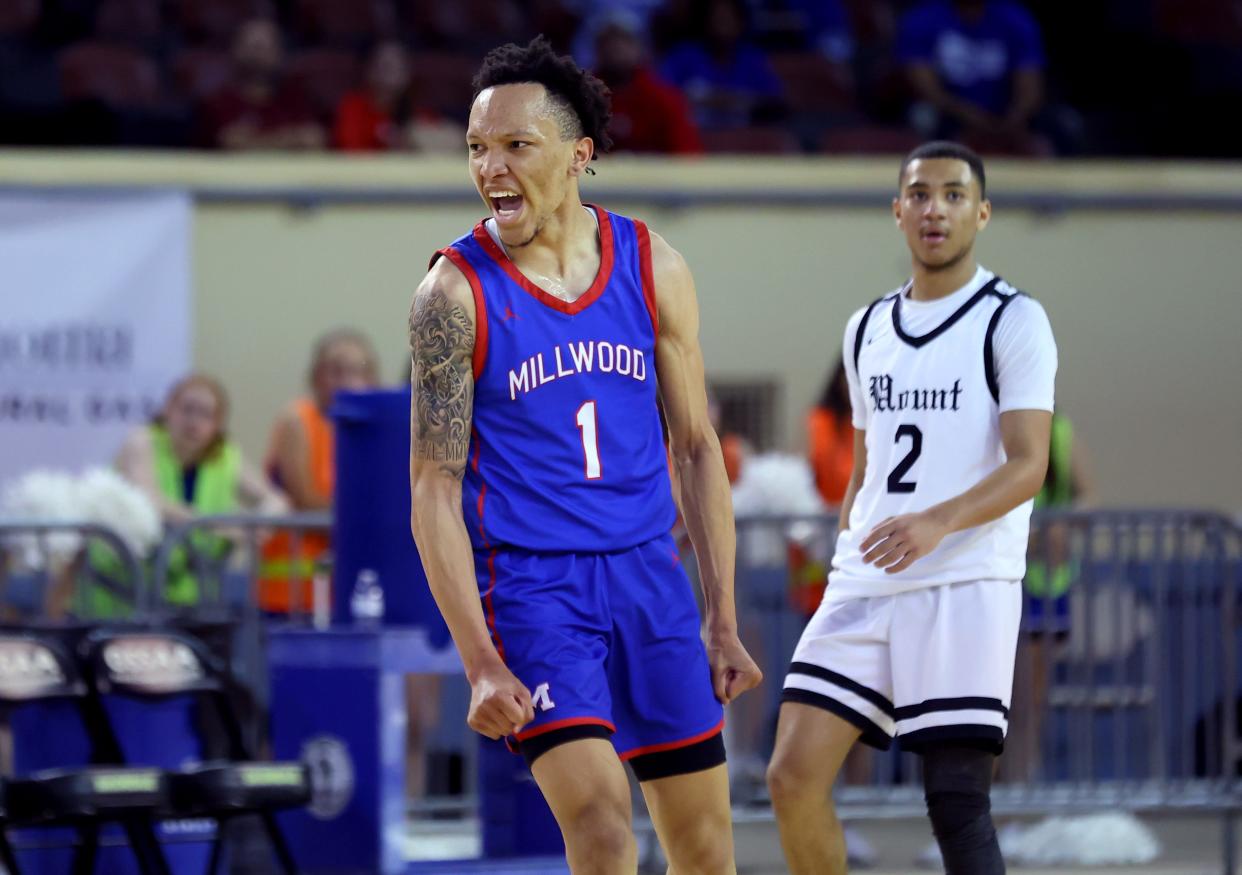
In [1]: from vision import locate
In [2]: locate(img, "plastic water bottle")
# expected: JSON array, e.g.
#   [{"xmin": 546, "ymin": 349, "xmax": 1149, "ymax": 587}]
[{"xmin": 350, "ymin": 569, "xmax": 385, "ymax": 626}]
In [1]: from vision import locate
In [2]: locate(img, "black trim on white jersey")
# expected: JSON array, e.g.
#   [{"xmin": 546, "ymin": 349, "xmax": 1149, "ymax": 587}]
[
  {"xmin": 787, "ymin": 661, "xmax": 896, "ymax": 717},
  {"xmin": 983, "ymin": 288, "xmax": 1023, "ymax": 403},
  {"xmin": 852, "ymin": 293, "xmax": 895, "ymax": 372},
  {"xmin": 892, "ymin": 696, "xmax": 1009, "ymax": 721},
  {"xmin": 781, "ymin": 688, "xmax": 894, "ymax": 751},
  {"xmin": 891, "ymin": 276, "xmax": 1001, "ymax": 349},
  {"xmin": 899, "ymin": 724, "xmax": 1005, "ymax": 755}
]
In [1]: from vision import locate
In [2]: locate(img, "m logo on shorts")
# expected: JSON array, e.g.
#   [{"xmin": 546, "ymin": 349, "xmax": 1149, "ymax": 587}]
[{"xmin": 532, "ymin": 682, "xmax": 556, "ymax": 712}]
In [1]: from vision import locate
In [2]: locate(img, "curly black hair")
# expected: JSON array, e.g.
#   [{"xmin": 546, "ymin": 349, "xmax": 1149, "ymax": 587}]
[{"xmin": 472, "ymin": 36, "xmax": 614, "ymax": 159}]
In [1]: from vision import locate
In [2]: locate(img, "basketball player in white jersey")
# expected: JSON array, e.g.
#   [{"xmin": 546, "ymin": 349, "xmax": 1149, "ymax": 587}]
[{"xmin": 765, "ymin": 141, "xmax": 1057, "ymax": 875}]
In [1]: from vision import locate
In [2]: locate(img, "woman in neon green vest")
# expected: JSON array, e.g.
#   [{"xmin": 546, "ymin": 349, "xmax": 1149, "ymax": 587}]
[{"xmin": 88, "ymin": 375, "xmax": 287, "ymax": 614}]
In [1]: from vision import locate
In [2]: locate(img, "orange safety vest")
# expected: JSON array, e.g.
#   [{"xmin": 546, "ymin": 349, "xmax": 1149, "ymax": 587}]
[
  {"xmin": 806, "ymin": 407, "xmax": 853, "ymax": 505},
  {"xmin": 259, "ymin": 399, "xmax": 333, "ymax": 613}
]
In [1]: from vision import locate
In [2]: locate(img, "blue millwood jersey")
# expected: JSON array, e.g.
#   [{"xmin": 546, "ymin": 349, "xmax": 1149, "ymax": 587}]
[{"xmin": 433, "ymin": 205, "xmax": 677, "ymax": 553}]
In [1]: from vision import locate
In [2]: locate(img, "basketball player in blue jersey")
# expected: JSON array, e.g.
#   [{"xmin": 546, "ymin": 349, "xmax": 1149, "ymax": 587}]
[
  {"xmin": 766, "ymin": 141, "xmax": 1058, "ymax": 875},
  {"xmin": 408, "ymin": 37, "xmax": 761, "ymax": 874}
]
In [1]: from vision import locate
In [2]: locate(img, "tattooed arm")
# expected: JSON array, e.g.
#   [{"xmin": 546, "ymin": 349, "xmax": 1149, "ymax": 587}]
[{"xmin": 409, "ymin": 257, "xmax": 534, "ymax": 739}]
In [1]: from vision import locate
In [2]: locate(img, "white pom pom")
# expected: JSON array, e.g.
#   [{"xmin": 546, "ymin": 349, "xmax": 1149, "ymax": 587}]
[
  {"xmin": 1009, "ymin": 812, "xmax": 1161, "ymax": 866},
  {"xmin": 75, "ymin": 467, "xmax": 162, "ymax": 558},
  {"xmin": 0, "ymin": 469, "xmax": 86, "ymax": 569},
  {"xmin": 731, "ymin": 453, "xmax": 826, "ymax": 517},
  {"xmin": 731, "ymin": 454, "xmax": 827, "ymax": 566},
  {"xmin": 1, "ymin": 466, "xmax": 162, "ymax": 571}
]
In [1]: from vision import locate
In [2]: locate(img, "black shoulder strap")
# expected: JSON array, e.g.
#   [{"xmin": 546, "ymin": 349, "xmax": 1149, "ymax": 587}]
[
  {"xmin": 852, "ymin": 297, "xmax": 886, "ymax": 372},
  {"xmin": 984, "ymin": 289, "xmax": 1024, "ymax": 403}
]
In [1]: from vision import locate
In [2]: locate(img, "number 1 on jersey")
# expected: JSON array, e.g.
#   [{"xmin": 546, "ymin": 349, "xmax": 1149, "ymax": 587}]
[{"xmin": 576, "ymin": 401, "xmax": 602, "ymax": 480}]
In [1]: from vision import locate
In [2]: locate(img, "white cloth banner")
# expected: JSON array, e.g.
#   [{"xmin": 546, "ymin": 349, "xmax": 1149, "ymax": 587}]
[{"xmin": 0, "ymin": 191, "xmax": 192, "ymax": 487}]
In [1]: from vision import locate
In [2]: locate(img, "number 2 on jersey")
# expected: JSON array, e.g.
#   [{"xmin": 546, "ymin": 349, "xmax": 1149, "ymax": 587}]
[
  {"xmin": 886, "ymin": 424, "xmax": 922, "ymax": 493},
  {"xmin": 576, "ymin": 401, "xmax": 602, "ymax": 480}
]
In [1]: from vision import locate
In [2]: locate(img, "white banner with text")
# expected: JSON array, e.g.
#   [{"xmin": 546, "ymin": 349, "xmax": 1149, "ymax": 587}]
[{"xmin": 0, "ymin": 191, "xmax": 192, "ymax": 487}]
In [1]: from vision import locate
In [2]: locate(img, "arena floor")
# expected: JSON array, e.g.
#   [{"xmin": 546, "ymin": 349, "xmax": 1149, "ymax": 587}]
[{"xmin": 406, "ymin": 811, "xmax": 1237, "ymax": 874}]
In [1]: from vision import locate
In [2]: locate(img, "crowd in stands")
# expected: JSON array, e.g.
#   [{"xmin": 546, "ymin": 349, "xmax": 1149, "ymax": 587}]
[{"xmin": 2, "ymin": 0, "xmax": 1240, "ymax": 157}]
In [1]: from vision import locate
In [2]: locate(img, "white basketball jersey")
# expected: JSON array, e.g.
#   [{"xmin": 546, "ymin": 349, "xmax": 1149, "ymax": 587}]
[{"xmin": 826, "ymin": 266, "xmax": 1057, "ymax": 602}]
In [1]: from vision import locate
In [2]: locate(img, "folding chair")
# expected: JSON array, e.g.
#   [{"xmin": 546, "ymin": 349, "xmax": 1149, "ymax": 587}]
[
  {"xmin": 0, "ymin": 630, "xmax": 172, "ymax": 875},
  {"xmin": 80, "ymin": 628, "xmax": 310, "ymax": 875}
]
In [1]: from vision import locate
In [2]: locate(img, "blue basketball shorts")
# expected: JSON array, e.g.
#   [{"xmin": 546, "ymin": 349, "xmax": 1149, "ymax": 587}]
[{"xmin": 473, "ymin": 532, "xmax": 725, "ymax": 781}]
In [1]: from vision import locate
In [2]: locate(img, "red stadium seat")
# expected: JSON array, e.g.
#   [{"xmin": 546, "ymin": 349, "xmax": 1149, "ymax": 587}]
[
  {"xmin": 819, "ymin": 125, "xmax": 921, "ymax": 155},
  {"xmin": 285, "ymin": 48, "xmax": 360, "ymax": 119},
  {"xmin": 843, "ymin": 0, "xmax": 896, "ymax": 45},
  {"xmin": 173, "ymin": 0, "xmax": 273, "ymax": 46},
  {"xmin": 396, "ymin": 0, "xmax": 526, "ymax": 49},
  {"xmin": 95, "ymin": 0, "xmax": 162, "ymax": 44},
  {"xmin": 701, "ymin": 126, "xmax": 802, "ymax": 154},
  {"xmin": 58, "ymin": 42, "xmax": 160, "ymax": 107},
  {"xmin": 769, "ymin": 52, "xmax": 855, "ymax": 114},
  {"xmin": 1154, "ymin": 0, "xmax": 1242, "ymax": 45},
  {"xmin": 294, "ymin": 0, "xmax": 397, "ymax": 46},
  {"xmin": 408, "ymin": 51, "xmax": 477, "ymax": 116},
  {"xmin": 0, "ymin": 0, "xmax": 40, "ymax": 38},
  {"xmin": 170, "ymin": 48, "xmax": 232, "ymax": 100}
]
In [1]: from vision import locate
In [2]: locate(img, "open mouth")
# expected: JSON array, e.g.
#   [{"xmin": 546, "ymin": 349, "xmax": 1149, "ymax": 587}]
[
  {"xmin": 488, "ymin": 191, "xmax": 525, "ymax": 224},
  {"xmin": 921, "ymin": 229, "xmax": 947, "ymax": 244}
]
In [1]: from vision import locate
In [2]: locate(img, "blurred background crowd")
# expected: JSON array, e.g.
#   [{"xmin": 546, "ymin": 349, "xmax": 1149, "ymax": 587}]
[{"xmin": 3, "ymin": 0, "xmax": 1242, "ymax": 158}]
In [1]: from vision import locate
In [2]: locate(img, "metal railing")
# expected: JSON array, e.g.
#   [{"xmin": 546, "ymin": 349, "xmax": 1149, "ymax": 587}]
[
  {"xmin": 12, "ymin": 509, "xmax": 1242, "ymax": 864},
  {"xmin": 720, "ymin": 508, "xmax": 1242, "ymax": 868},
  {"xmin": 150, "ymin": 511, "xmax": 332, "ymax": 620},
  {"xmin": 0, "ymin": 520, "xmax": 147, "ymax": 620}
]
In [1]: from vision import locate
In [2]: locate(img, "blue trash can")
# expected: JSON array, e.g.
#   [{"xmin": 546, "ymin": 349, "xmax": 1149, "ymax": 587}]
[
  {"xmin": 331, "ymin": 387, "xmax": 446, "ymax": 644},
  {"xmin": 329, "ymin": 387, "xmax": 563, "ymax": 861},
  {"xmin": 478, "ymin": 739, "xmax": 565, "ymax": 859}
]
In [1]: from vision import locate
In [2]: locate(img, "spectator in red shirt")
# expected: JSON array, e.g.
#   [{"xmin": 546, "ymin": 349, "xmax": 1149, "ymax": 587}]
[
  {"xmin": 199, "ymin": 18, "xmax": 325, "ymax": 150},
  {"xmin": 334, "ymin": 41, "xmax": 463, "ymax": 153},
  {"xmin": 592, "ymin": 14, "xmax": 703, "ymax": 154}
]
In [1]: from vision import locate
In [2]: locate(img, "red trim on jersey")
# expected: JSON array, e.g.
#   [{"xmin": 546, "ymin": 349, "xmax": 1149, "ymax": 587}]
[
  {"xmin": 438, "ymin": 246, "xmax": 489, "ymax": 379},
  {"xmin": 466, "ymin": 421, "xmax": 486, "ymax": 546},
  {"xmin": 633, "ymin": 219, "xmax": 660, "ymax": 339},
  {"xmin": 617, "ymin": 718, "xmax": 725, "ymax": 761},
  {"xmin": 471, "ymin": 204, "xmax": 615, "ymax": 316},
  {"xmin": 469, "ymin": 427, "xmax": 490, "ymax": 548},
  {"xmin": 482, "ymin": 548, "xmax": 505, "ymax": 661},
  {"xmin": 515, "ymin": 716, "xmax": 617, "ymax": 743},
  {"xmin": 475, "ymin": 483, "xmax": 490, "ymax": 545}
]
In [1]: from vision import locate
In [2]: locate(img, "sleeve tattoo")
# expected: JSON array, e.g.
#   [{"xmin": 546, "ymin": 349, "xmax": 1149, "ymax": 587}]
[{"xmin": 409, "ymin": 286, "xmax": 474, "ymax": 473}]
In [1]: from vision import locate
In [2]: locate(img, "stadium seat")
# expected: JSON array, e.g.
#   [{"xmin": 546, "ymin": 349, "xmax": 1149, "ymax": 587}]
[
  {"xmin": 81, "ymin": 628, "xmax": 310, "ymax": 875},
  {"xmin": 701, "ymin": 126, "xmax": 802, "ymax": 154},
  {"xmin": 57, "ymin": 42, "xmax": 160, "ymax": 107},
  {"xmin": 0, "ymin": 630, "xmax": 173, "ymax": 875},
  {"xmin": 0, "ymin": 0, "xmax": 39, "ymax": 38},
  {"xmin": 95, "ymin": 0, "xmax": 163, "ymax": 45},
  {"xmin": 769, "ymin": 53, "xmax": 855, "ymax": 114},
  {"xmin": 172, "ymin": 0, "xmax": 271, "ymax": 47},
  {"xmin": 1154, "ymin": 0, "xmax": 1242, "ymax": 45},
  {"xmin": 396, "ymin": 0, "xmax": 526, "ymax": 50},
  {"xmin": 408, "ymin": 51, "xmax": 477, "ymax": 117},
  {"xmin": 285, "ymin": 48, "xmax": 360, "ymax": 120},
  {"xmin": 819, "ymin": 124, "xmax": 921, "ymax": 155},
  {"xmin": 0, "ymin": 781, "xmax": 22, "ymax": 874},
  {"xmin": 170, "ymin": 48, "xmax": 232, "ymax": 101},
  {"xmin": 293, "ymin": 0, "xmax": 397, "ymax": 47},
  {"xmin": 843, "ymin": 0, "xmax": 896, "ymax": 45}
]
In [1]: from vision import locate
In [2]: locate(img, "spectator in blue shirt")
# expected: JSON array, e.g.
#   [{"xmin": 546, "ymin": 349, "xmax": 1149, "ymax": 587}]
[
  {"xmin": 782, "ymin": 0, "xmax": 854, "ymax": 64},
  {"xmin": 896, "ymin": 0, "xmax": 1048, "ymax": 152},
  {"xmin": 661, "ymin": 0, "xmax": 785, "ymax": 128}
]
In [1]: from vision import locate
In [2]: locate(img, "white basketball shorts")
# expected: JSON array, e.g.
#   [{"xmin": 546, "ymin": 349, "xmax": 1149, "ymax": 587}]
[{"xmin": 781, "ymin": 579, "xmax": 1022, "ymax": 753}]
